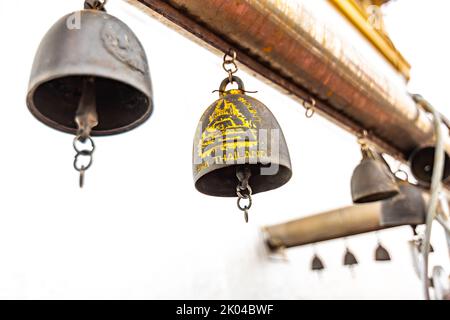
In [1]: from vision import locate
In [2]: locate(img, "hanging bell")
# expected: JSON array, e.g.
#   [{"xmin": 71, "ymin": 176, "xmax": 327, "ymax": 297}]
[
  {"xmin": 380, "ymin": 182, "xmax": 427, "ymax": 227},
  {"xmin": 374, "ymin": 243, "xmax": 391, "ymax": 261},
  {"xmin": 26, "ymin": 1, "xmax": 153, "ymax": 186},
  {"xmin": 311, "ymin": 254, "xmax": 325, "ymax": 271},
  {"xmin": 192, "ymin": 75, "xmax": 292, "ymax": 222},
  {"xmin": 351, "ymin": 144, "xmax": 399, "ymax": 203},
  {"xmin": 409, "ymin": 146, "xmax": 450, "ymax": 186},
  {"xmin": 343, "ymin": 248, "xmax": 358, "ymax": 267}
]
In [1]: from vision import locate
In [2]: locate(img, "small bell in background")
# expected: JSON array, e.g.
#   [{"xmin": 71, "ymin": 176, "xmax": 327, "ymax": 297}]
[
  {"xmin": 192, "ymin": 50, "xmax": 292, "ymax": 223},
  {"xmin": 409, "ymin": 145, "xmax": 450, "ymax": 186},
  {"xmin": 26, "ymin": 0, "xmax": 153, "ymax": 187},
  {"xmin": 351, "ymin": 132, "xmax": 399, "ymax": 203},
  {"xmin": 374, "ymin": 232, "xmax": 391, "ymax": 262},
  {"xmin": 310, "ymin": 244, "xmax": 325, "ymax": 272},
  {"xmin": 311, "ymin": 255, "xmax": 325, "ymax": 271},
  {"xmin": 343, "ymin": 247, "xmax": 358, "ymax": 267},
  {"xmin": 343, "ymin": 239, "xmax": 358, "ymax": 276},
  {"xmin": 311, "ymin": 247, "xmax": 325, "ymax": 272}
]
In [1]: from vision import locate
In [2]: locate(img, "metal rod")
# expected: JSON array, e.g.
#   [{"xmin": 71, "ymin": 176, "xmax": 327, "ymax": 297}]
[
  {"xmin": 132, "ymin": 0, "xmax": 450, "ymax": 161},
  {"xmin": 263, "ymin": 202, "xmax": 387, "ymax": 250}
]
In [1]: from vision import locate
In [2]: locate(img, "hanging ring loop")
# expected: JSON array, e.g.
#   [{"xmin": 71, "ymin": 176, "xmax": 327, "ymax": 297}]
[
  {"xmin": 218, "ymin": 76, "xmax": 246, "ymax": 97},
  {"xmin": 395, "ymin": 169, "xmax": 409, "ymax": 181},
  {"xmin": 73, "ymin": 135, "xmax": 96, "ymax": 154},
  {"xmin": 236, "ymin": 184, "xmax": 253, "ymax": 199},
  {"xmin": 74, "ymin": 152, "xmax": 94, "ymax": 172},
  {"xmin": 304, "ymin": 98, "xmax": 316, "ymax": 118},
  {"xmin": 237, "ymin": 194, "xmax": 253, "ymax": 211},
  {"xmin": 222, "ymin": 49, "xmax": 238, "ymax": 83}
]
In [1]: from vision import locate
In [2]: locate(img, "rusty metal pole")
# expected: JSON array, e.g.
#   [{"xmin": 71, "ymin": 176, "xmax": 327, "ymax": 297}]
[
  {"xmin": 130, "ymin": 0, "xmax": 450, "ymax": 161},
  {"xmin": 263, "ymin": 184, "xmax": 431, "ymax": 250},
  {"xmin": 263, "ymin": 203, "xmax": 386, "ymax": 250}
]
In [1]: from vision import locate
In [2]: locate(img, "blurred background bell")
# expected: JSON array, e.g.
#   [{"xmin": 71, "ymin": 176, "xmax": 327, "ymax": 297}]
[
  {"xmin": 26, "ymin": 8, "xmax": 153, "ymax": 135},
  {"xmin": 351, "ymin": 146, "xmax": 399, "ymax": 203},
  {"xmin": 192, "ymin": 76, "xmax": 292, "ymax": 197},
  {"xmin": 343, "ymin": 248, "xmax": 358, "ymax": 267},
  {"xmin": 409, "ymin": 146, "xmax": 450, "ymax": 185},
  {"xmin": 311, "ymin": 254, "xmax": 325, "ymax": 271},
  {"xmin": 374, "ymin": 243, "xmax": 391, "ymax": 261},
  {"xmin": 380, "ymin": 182, "xmax": 427, "ymax": 227}
]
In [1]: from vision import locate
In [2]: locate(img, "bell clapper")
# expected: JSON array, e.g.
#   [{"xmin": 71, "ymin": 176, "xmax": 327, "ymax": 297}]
[
  {"xmin": 73, "ymin": 77, "xmax": 98, "ymax": 188},
  {"xmin": 236, "ymin": 166, "xmax": 253, "ymax": 223}
]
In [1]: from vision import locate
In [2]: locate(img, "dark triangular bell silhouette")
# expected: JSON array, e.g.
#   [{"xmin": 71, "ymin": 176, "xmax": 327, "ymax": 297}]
[
  {"xmin": 351, "ymin": 143, "xmax": 399, "ymax": 204},
  {"xmin": 311, "ymin": 254, "xmax": 325, "ymax": 271},
  {"xmin": 343, "ymin": 248, "xmax": 358, "ymax": 266},
  {"xmin": 375, "ymin": 243, "xmax": 391, "ymax": 261}
]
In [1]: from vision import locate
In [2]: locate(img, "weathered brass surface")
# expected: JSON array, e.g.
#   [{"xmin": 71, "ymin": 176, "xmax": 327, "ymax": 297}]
[
  {"xmin": 133, "ymin": 0, "xmax": 450, "ymax": 162},
  {"xmin": 27, "ymin": 9, "xmax": 153, "ymax": 136}
]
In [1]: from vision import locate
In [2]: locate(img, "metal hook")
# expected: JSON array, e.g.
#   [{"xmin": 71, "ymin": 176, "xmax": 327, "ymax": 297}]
[{"xmin": 303, "ymin": 98, "xmax": 316, "ymax": 118}]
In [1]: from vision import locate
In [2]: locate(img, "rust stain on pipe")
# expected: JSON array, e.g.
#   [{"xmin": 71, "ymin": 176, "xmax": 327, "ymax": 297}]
[{"xmin": 133, "ymin": 0, "xmax": 450, "ymax": 161}]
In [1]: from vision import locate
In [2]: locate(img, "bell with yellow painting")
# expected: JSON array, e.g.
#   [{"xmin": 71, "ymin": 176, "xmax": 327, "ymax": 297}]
[{"xmin": 192, "ymin": 52, "xmax": 292, "ymax": 223}]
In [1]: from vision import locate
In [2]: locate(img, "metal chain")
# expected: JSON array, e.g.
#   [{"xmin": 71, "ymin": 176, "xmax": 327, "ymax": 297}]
[
  {"xmin": 236, "ymin": 167, "xmax": 252, "ymax": 223},
  {"xmin": 73, "ymin": 135, "xmax": 96, "ymax": 188},
  {"xmin": 84, "ymin": 0, "xmax": 108, "ymax": 11},
  {"xmin": 303, "ymin": 98, "xmax": 316, "ymax": 118},
  {"xmin": 223, "ymin": 49, "xmax": 238, "ymax": 84}
]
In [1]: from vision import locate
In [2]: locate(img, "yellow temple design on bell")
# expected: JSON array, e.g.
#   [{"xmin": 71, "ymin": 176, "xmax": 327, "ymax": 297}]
[{"xmin": 199, "ymin": 91, "xmax": 262, "ymax": 159}]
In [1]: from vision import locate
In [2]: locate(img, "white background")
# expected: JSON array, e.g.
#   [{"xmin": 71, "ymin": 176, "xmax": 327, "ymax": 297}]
[{"xmin": 0, "ymin": 0, "xmax": 448, "ymax": 299}]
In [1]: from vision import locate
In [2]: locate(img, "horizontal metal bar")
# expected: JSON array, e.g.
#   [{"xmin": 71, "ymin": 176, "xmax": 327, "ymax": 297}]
[
  {"xmin": 263, "ymin": 202, "xmax": 386, "ymax": 249},
  {"xmin": 263, "ymin": 185, "xmax": 433, "ymax": 249},
  {"xmin": 133, "ymin": 0, "xmax": 450, "ymax": 161}
]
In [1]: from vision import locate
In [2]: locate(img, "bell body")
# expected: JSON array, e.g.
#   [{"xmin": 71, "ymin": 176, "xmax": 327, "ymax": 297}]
[
  {"xmin": 380, "ymin": 183, "xmax": 427, "ymax": 227},
  {"xmin": 193, "ymin": 78, "xmax": 292, "ymax": 197},
  {"xmin": 409, "ymin": 146, "xmax": 450, "ymax": 185},
  {"xmin": 27, "ymin": 9, "xmax": 153, "ymax": 135},
  {"xmin": 351, "ymin": 157, "xmax": 399, "ymax": 204},
  {"xmin": 375, "ymin": 244, "xmax": 391, "ymax": 261},
  {"xmin": 311, "ymin": 255, "xmax": 325, "ymax": 271}
]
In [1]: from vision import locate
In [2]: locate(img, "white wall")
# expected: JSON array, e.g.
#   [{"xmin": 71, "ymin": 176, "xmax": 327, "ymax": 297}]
[{"xmin": 0, "ymin": 0, "xmax": 448, "ymax": 299}]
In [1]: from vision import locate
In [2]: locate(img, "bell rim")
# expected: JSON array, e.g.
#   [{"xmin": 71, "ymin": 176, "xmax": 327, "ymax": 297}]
[
  {"xmin": 409, "ymin": 146, "xmax": 450, "ymax": 185},
  {"xmin": 193, "ymin": 163, "xmax": 293, "ymax": 197},
  {"xmin": 26, "ymin": 75, "xmax": 153, "ymax": 136}
]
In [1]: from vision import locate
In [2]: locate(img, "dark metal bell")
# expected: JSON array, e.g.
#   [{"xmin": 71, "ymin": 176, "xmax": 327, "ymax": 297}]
[
  {"xmin": 409, "ymin": 146, "xmax": 450, "ymax": 185},
  {"xmin": 26, "ymin": 9, "xmax": 153, "ymax": 135},
  {"xmin": 351, "ymin": 149, "xmax": 399, "ymax": 203},
  {"xmin": 311, "ymin": 254, "xmax": 325, "ymax": 271},
  {"xmin": 374, "ymin": 243, "xmax": 391, "ymax": 261},
  {"xmin": 192, "ymin": 76, "xmax": 292, "ymax": 196},
  {"xmin": 343, "ymin": 248, "xmax": 358, "ymax": 266},
  {"xmin": 380, "ymin": 182, "xmax": 427, "ymax": 227}
]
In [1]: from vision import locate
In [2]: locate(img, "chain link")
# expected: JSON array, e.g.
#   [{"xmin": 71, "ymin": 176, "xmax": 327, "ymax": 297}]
[
  {"xmin": 223, "ymin": 49, "xmax": 238, "ymax": 83},
  {"xmin": 236, "ymin": 167, "xmax": 252, "ymax": 223},
  {"xmin": 73, "ymin": 135, "xmax": 95, "ymax": 188},
  {"xmin": 304, "ymin": 98, "xmax": 316, "ymax": 118}
]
